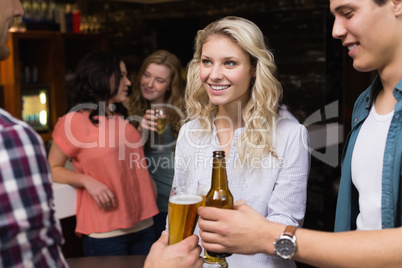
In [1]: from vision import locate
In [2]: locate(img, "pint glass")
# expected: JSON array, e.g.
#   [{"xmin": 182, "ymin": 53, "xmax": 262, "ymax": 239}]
[{"xmin": 168, "ymin": 187, "xmax": 203, "ymax": 245}]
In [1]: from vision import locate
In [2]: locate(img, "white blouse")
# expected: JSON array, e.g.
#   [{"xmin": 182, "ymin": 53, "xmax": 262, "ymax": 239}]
[{"xmin": 173, "ymin": 115, "xmax": 311, "ymax": 268}]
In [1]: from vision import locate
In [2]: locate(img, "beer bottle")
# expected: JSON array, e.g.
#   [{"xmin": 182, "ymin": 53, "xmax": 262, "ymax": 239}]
[{"xmin": 205, "ymin": 150, "xmax": 233, "ymax": 258}]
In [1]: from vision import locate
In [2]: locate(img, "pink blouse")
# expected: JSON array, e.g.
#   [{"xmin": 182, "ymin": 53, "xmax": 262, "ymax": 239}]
[{"xmin": 52, "ymin": 111, "xmax": 158, "ymax": 235}]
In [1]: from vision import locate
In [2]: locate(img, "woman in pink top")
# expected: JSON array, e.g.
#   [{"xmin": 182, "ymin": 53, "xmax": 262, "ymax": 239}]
[{"xmin": 48, "ymin": 50, "xmax": 159, "ymax": 256}]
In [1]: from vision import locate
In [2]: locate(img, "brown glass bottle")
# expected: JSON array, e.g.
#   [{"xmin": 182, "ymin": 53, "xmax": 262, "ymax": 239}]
[{"xmin": 205, "ymin": 150, "xmax": 234, "ymax": 258}]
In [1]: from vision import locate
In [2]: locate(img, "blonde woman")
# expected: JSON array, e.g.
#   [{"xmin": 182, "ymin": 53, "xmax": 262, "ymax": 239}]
[
  {"xmin": 173, "ymin": 16, "xmax": 310, "ymax": 267},
  {"xmin": 127, "ymin": 50, "xmax": 185, "ymax": 237}
]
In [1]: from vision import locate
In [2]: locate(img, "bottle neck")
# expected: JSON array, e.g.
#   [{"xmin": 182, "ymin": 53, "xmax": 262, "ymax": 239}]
[{"xmin": 211, "ymin": 157, "xmax": 229, "ymax": 190}]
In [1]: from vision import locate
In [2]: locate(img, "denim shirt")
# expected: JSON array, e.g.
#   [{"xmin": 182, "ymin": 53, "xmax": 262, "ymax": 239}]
[{"xmin": 335, "ymin": 76, "xmax": 402, "ymax": 232}]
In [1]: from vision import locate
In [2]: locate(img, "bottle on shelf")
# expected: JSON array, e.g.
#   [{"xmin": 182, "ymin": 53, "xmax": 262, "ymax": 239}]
[
  {"xmin": 39, "ymin": 0, "xmax": 48, "ymax": 23},
  {"xmin": 46, "ymin": 0, "xmax": 56, "ymax": 23},
  {"xmin": 31, "ymin": 0, "xmax": 41, "ymax": 23},
  {"xmin": 65, "ymin": 4, "xmax": 73, "ymax": 32},
  {"xmin": 22, "ymin": 0, "xmax": 32, "ymax": 23}
]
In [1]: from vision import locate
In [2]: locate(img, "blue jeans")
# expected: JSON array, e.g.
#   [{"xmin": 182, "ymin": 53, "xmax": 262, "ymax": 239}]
[
  {"xmin": 82, "ymin": 226, "xmax": 156, "ymax": 256},
  {"xmin": 153, "ymin": 212, "xmax": 168, "ymax": 240}
]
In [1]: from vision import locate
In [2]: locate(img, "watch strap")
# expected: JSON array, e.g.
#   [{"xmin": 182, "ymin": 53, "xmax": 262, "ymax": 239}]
[{"xmin": 283, "ymin": 225, "xmax": 297, "ymax": 237}]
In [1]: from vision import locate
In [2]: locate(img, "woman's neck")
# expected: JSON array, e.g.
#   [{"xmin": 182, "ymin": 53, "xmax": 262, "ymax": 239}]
[{"xmin": 216, "ymin": 103, "xmax": 244, "ymax": 130}]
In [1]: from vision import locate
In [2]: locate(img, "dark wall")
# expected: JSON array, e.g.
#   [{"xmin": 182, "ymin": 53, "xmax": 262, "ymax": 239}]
[{"xmin": 82, "ymin": 0, "xmax": 341, "ymax": 120}]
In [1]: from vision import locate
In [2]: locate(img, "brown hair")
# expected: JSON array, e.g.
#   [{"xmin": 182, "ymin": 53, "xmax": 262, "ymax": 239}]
[{"xmin": 128, "ymin": 50, "xmax": 185, "ymax": 138}]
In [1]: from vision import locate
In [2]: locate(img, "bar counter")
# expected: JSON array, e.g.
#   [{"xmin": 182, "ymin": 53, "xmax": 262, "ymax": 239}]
[{"xmin": 66, "ymin": 255, "xmax": 146, "ymax": 268}]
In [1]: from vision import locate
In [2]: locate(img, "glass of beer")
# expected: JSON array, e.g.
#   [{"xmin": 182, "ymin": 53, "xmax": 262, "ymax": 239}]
[
  {"xmin": 154, "ymin": 106, "xmax": 169, "ymax": 151},
  {"xmin": 197, "ymin": 180, "xmax": 210, "ymax": 206},
  {"xmin": 168, "ymin": 186, "xmax": 203, "ymax": 245}
]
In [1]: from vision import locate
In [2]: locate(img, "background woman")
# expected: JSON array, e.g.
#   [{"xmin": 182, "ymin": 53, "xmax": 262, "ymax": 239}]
[
  {"xmin": 48, "ymin": 50, "xmax": 158, "ymax": 256},
  {"xmin": 174, "ymin": 16, "xmax": 310, "ymax": 267},
  {"xmin": 127, "ymin": 49, "xmax": 185, "ymax": 238}
]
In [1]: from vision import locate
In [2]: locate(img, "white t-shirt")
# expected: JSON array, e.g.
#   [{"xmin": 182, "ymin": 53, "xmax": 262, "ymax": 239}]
[{"xmin": 351, "ymin": 105, "xmax": 393, "ymax": 230}]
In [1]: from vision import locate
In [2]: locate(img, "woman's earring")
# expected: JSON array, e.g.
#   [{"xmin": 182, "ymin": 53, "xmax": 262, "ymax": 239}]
[{"xmin": 109, "ymin": 103, "xmax": 116, "ymax": 112}]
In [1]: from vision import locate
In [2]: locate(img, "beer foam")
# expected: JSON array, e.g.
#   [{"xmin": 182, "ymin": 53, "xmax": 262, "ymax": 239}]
[{"xmin": 169, "ymin": 194, "xmax": 203, "ymax": 205}]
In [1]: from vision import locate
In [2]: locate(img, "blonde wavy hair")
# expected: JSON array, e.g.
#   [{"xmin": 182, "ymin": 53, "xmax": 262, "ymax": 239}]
[
  {"xmin": 128, "ymin": 49, "xmax": 185, "ymax": 138},
  {"xmin": 185, "ymin": 16, "xmax": 283, "ymax": 160}
]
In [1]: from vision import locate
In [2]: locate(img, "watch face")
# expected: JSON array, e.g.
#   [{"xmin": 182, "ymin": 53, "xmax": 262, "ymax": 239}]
[{"xmin": 275, "ymin": 237, "xmax": 296, "ymax": 259}]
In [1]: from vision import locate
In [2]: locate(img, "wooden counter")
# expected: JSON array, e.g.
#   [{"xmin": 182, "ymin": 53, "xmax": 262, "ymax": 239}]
[{"xmin": 66, "ymin": 255, "xmax": 146, "ymax": 268}]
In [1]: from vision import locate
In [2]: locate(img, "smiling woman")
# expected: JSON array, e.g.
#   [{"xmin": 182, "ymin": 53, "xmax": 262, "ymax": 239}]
[
  {"xmin": 126, "ymin": 49, "xmax": 185, "ymax": 238},
  {"xmin": 200, "ymin": 35, "xmax": 254, "ymax": 111},
  {"xmin": 173, "ymin": 16, "xmax": 310, "ymax": 268}
]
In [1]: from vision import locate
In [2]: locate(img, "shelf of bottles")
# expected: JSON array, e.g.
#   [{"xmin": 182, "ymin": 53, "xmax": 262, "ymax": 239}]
[
  {"xmin": 19, "ymin": 0, "xmax": 59, "ymax": 31},
  {"xmin": 14, "ymin": 0, "xmax": 83, "ymax": 33}
]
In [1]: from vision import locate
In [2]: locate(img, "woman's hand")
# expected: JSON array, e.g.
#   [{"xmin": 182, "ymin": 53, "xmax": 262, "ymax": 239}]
[
  {"xmin": 83, "ymin": 176, "xmax": 117, "ymax": 211},
  {"xmin": 137, "ymin": 109, "xmax": 157, "ymax": 134}
]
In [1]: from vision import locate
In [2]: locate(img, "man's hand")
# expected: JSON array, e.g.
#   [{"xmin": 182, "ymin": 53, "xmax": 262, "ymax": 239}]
[
  {"xmin": 198, "ymin": 200, "xmax": 284, "ymax": 255},
  {"xmin": 144, "ymin": 231, "xmax": 204, "ymax": 268}
]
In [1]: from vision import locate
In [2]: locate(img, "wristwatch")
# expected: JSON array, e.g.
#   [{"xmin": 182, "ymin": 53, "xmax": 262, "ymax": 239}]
[{"xmin": 274, "ymin": 225, "xmax": 297, "ymax": 260}]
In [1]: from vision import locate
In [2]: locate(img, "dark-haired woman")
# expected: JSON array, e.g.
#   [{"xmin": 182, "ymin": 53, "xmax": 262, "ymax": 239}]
[{"xmin": 48, "ymin": 50, "xmax": 158, "ymax": 256}]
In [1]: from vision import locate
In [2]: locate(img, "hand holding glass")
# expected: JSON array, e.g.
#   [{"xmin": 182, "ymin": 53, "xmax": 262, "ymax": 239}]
[{"xmin": 154, "ymin": 107, "xmax": 168, "ymax": 134}]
